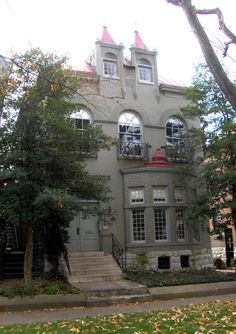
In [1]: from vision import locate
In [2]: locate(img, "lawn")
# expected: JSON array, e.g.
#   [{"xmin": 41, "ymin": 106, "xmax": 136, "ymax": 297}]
[{"xmin": 0, "ymin": 299, "xmax": 236, "ymax": 333}]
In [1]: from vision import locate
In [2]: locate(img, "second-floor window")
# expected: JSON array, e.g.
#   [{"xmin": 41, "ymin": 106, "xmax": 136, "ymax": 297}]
[
  {"xmin": 118, "ymin": 111, "xmax": 143, "ymax": 157},
  {"xmin": 71, "ymin": 109, "xmax": 91, "ymax": 132},
  {"xmin": 166, "ymin": 117, "xmax": 186, "ymax": 147}
]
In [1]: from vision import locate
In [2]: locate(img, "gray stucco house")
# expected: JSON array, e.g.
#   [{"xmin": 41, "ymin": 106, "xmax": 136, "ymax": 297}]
[
  {"xmin": 0, "ymin": 27, "xmax": 213, "ymax": 280},
  {"xmin": 66, "ymin": 26, "xmax": 213, "ymax": 273}
]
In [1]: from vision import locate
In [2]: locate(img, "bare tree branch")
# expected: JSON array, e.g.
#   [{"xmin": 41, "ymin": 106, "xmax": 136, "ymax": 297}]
[
  {"xmin": 166, "ymin": 0, "xmax": 181, "ymax": 5},
  {"xmin": 196, "ymin": 7, "xmax": 236, "ymax": 56},
  {"xmin": 166, "ymin": 0, "xmax": 236, "ymax": 111}
]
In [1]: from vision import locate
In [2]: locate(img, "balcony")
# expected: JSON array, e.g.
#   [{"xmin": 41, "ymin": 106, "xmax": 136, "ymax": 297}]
[
  {"xmin": 162, "ymin": 144, "xmax": 192, "ymax": 163},
  {"xmin": 117, "ymin": 142, "xmax": 149, "ymax": 160}
]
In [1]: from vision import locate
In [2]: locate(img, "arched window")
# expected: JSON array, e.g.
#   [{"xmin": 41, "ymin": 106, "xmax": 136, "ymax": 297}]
[
  {"xmin": 103, "ymin": 52, "xmax": 118, "ymax": 77},
  {"xmin": 138, "ymin": 58, "xmax": 152, "ymax": 83},
  {"xmin": 71, "ymin": 109, "xmax": 91, "ymax": 131},
  {"xmin": 166, "ymin": 117, "xmax": 186, "ymax": 146},
  {"xmin": 118, "ymin": 111, "xmax": 143, "ymax": 156}
]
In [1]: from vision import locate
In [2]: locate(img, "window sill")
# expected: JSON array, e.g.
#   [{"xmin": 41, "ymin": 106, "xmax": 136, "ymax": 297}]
[
  {"xmin": 103, "ymin": 75, "xmax": 120, "ymax": 80},
  {"xmin": 138, "ymin": 80, "xmax": 154, "ymax": 85}
]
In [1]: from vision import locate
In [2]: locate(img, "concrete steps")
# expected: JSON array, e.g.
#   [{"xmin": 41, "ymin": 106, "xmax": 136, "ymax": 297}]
[
  {"xmin": 86, "ymin": 293, "xmax": 151, "ymax": 307},
  {"xmin": 73, "ymin": 279, "xmax": 152, "ymax": 307},
  {"xmin": 67, "ymin": 252, "xmax": 152, "ymax": 306},
  {"xmin": 68, "ymin": 252, "xmax": 123, "ymax": 284}
]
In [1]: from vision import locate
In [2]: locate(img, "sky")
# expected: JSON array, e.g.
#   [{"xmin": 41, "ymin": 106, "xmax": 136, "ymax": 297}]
[{"xmin": 0, "ymin": 0, "xmax": 236, "ymax": 86}]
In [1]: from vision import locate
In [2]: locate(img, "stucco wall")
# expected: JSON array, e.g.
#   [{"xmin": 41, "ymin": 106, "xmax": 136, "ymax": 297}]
[{"xmin": 69, "ymin": 35, "xmax": 212, "ymax": 263}]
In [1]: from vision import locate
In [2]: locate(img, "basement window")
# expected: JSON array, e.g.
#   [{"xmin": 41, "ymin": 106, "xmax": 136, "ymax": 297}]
[
  {"xmin": 180, "ymin": 255, "xmax": 190, "ymax": 268},
  {"xmin": 158, "ymin": 256, "xmax": 170, "ymax": 269}
]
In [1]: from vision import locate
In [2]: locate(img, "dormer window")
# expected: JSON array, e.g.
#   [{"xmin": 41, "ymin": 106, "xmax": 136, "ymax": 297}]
[
  {"xmin": 103, "ymin": 52, "xmax": 118, "ymax": 78},
  {"xmin": 138, "ymin": 59, "xmax": 152, "ymax": 83}
]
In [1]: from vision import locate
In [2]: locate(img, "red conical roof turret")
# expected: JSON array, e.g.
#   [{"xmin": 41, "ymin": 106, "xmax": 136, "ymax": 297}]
[
  {"xmin": 101, "ymin": 26, "xmax": 116, "ymax": 44},
  {"xmin": 134, "ymin": 31, "xmax": 149, "ymax": 50}
]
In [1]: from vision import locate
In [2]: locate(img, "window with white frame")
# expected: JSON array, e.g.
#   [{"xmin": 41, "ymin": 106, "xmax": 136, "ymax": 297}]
[
  {"xmin": 103, "ymin": 52, "xmax": 118, "ymax": 77},
  {"xmin": 174, "ymin": 187, "xmax": 184, "ymax": 202},
  {"xmin": 71, "ymin": 109, "xmax": 91, "ymax": 131},
  {"xmin": 118, "ymin": 111, "xmax": 143, "ymax": 156},
  {"xmin": 153, "ymin": 187, "xmax": 167, "ymax": 203},
  {"xmin": 166, "ymin": 117, "xmax": 186, "ymax": 147},
  {"xmin": 130, "ymin": 189, "xmax": 144, "ymax": 204},
  {"xmin": 154, "ymin": 208, "xmax": 168, "ymax": 240},
  {"xmin": 176, "ymin": 208, "xmax": 185, "ymax": 240},
  {"xmin": 132, "ymin": 209, "xmax": 145, "ymax": 242},
  {"xmin": 138, "ymin": 58, "xmax": 152, "ymax": 83}
]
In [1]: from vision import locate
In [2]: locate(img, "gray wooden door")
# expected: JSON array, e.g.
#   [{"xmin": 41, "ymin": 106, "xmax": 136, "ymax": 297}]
[{"xmin": 67, "ymin": 213, "xmax": 99, "ymax": 252}]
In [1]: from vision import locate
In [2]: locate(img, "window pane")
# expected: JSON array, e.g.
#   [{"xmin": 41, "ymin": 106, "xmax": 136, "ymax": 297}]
[
  {"xmin": 130, "ymin": 189, "xmax": 144, "ymax": 203},
  {"xmin": 155, "ymin": 208, "xmax": 168, "ymax": 240},
  {"xmin": 174, "ymin": 188, "xmax": 184, "ymax": 202},
  {"xmin": 104, "ymin": 61, "xmax": 117, "ymax": 76},
  {"xmin": 132, "ymin": 209, "xmax": 145, "ymax": 241},
  {"xmin": 166, "ymin": 118, "xmax": 186, "ymax": 146},
  {"xmin": 153, "ymin": 188, "xmax": 167, "ymax": 202},
  {"xmin": 74, "ymin": 118, "xmax": 83, "ymax": 129},
  {"xmin": 71, "ymin": 109, "xmax": 91, "ymax": 131},
  {"xmin": 118, "ymin": 112, "xmax": 143, "ymax": 157},
  {"xmin": 139, "ymin": 67, "xmax": 151, "ymax": 82},
  {"xmin": 176, "ymin": 208, "xmax": 185, "ymax": 240}
]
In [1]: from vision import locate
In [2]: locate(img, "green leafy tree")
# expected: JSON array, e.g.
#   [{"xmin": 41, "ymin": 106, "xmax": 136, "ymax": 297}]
[
  {"xmin": 0, "ymin": 49, "xmax": 112, "ymax": 284},
  {"xmin": 181, "ymin": 63, "xmax": 236, "ymax": 233}
]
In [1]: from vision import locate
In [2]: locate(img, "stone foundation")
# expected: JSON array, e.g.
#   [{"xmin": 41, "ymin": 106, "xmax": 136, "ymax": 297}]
[
  {"xmin": 126, "ymin": 248, "xmax": 213, "ymax": 271},
  {"xmin": 212, "ymin": 247, "xmax": 226, "ymax": 261}
]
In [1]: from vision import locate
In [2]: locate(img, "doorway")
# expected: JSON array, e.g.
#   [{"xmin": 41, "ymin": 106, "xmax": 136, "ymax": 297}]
[{"xmin": 68, "ymin": 212, "xmax": 100, "ymax": 252}]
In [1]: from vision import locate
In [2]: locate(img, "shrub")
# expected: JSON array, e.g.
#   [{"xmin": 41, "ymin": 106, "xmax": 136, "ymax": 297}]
[{"xmin": 213, "ymin": 257, "xmax": 225, "ymax": 269}]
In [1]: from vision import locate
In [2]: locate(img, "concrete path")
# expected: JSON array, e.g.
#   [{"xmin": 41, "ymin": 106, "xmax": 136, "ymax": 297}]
[{"xmin": 0, "ymin": 293, "xmax": 236, "ymax": 326}]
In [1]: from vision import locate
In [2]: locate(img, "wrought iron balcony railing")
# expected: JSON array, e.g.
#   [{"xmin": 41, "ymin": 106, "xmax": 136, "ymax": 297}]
[
  {"xmin": 117, "ymin": 142, "xmax": 149, "ymax": 160},
  {"xmin": 162, "ymin": 144, "xmax": 193, "ymax": 163}
]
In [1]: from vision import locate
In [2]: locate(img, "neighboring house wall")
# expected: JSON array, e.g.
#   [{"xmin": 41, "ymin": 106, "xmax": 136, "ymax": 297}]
[
  {"xmin": 210, "ymin": 218, "xmax": 236, "ymax": 266},
  {"xmin": 71, "ymin": 28, "xmax": 213, "ymax": 270}
]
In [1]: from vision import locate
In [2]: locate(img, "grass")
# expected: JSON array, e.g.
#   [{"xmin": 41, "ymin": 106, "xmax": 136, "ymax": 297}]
[
  {"xmin": 0, "ymin": 299, "xmax": 236, "ymax": 333},
  {"xmin": 126, "ymin": 269, "xmax": 236, "ymax": 287}
]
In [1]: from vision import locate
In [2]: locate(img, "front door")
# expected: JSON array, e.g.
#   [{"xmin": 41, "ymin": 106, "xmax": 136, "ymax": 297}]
[{"xmin": 67, "ymin": 212, "xmax": 100, "ymax": 252}]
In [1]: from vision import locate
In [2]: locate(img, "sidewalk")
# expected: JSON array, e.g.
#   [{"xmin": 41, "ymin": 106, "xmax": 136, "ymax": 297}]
[{"xmin": 0, "ymin": 293, "xmax": 236, "ymax": 326}]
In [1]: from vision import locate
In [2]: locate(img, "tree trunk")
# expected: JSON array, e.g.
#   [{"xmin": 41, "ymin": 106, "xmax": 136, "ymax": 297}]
[
  {"xmin": 24, "ymin": 221, "xmax": 33, "ymax": 285},
  {"xmin": 171, "ymin": 0, "xmax": 236, "ymax": 111}
]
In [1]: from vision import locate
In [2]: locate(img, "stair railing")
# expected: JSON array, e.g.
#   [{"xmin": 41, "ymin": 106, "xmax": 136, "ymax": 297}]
[{"xmin": 111, "ymin": 233, "xmax": 125, "ymax": 271}]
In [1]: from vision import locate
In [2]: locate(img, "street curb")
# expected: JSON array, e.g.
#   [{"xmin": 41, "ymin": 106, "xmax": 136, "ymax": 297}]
[
  {"xmin": 0, "ymin": 281, "xmax": 236, "ymax": 312},
  {"xmin": 149, "ymin": 281, "xmax": 236, "ymax": 300}
]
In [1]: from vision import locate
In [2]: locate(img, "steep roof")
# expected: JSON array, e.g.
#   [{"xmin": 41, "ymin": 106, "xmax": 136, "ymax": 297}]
[
  {"xmin": 101, "ymin": 26, "xmax": 116, "ymax": 44},
  {"xmin": 134, "ymin": 31, "xmax": 149, "ymax": 51}
]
